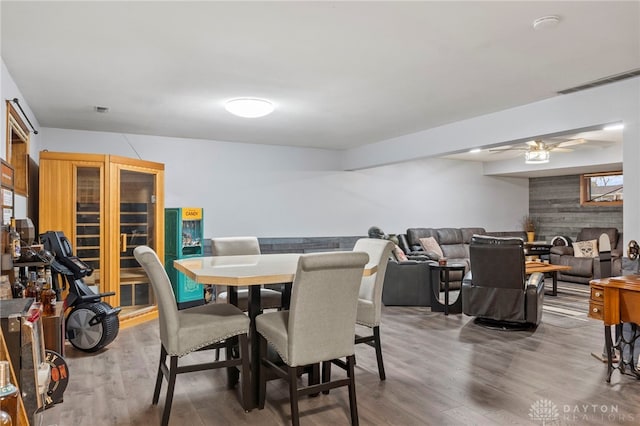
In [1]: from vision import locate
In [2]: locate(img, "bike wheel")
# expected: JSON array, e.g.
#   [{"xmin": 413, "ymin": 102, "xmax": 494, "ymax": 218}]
[{"xmin": 66, "ymin": 302, "xmax": 119, "ymax": 352}]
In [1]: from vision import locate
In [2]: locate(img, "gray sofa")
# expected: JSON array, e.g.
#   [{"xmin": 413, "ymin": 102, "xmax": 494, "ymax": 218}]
[
  {"xmin": 403, "ymin": 227, "xmax": 488, "ymax": 289},
  {"xmin": 381, "ymin": 227, "xmax": 488, "ymax": 306},
  {"xmin": 549, "ymin": 227, "xmax": 623, "ymax": 284}
]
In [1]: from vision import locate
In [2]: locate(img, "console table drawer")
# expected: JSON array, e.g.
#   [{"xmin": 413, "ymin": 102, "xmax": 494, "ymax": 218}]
[
  {"xmin": 589, "ymin": 301, "xmax": 604, "ymax": 320},
  {"xmin": 591, "ymin": 287, "xmax": 605, "ymax": 301}
]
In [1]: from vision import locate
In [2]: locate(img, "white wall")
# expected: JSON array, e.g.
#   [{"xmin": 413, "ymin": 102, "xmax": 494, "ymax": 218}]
[
  {"xmin": 38, "ymin": 127, "xmax": 529, "ymax": 237},
  {"xmin": 345, "ymin": 77, "xmax": 639, "ymax": 245}
]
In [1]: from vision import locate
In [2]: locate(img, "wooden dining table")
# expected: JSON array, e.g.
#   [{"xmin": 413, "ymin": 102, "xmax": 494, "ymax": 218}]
[{"xmin": 173, "ymin": 252, "xmax": 378, "ymax": 408}]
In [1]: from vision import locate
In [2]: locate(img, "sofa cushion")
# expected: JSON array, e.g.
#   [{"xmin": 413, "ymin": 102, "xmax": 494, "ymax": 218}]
[
  {"xmin": 573, "ymin": 239, "xmax": 599, "ymax": 258},
  {"xmin": 392, "ymin": 245, "xmax": 408, "ymax": 262},
  {"xmin": 577, "ymin": 228, "xmax": 618, "ymax": 248},
  {"xmin": 437, "ymin": 228, "xmax": 463, "ymax": 245},
  {"xmin": 419, "ymin": 237, "xmax": 443, "ymax": 258},
  {"xmin": 461, "ymin": 228, "xmax": 486, "ymax": 244}
]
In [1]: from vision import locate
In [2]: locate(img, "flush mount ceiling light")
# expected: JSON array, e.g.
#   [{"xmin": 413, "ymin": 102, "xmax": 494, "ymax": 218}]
[
  {"xmin": 225, "ymin": 98, "xmax": 274, "ymax": 118},
  {"xmin": 525, "ymin": 149, "xmax": 550, "ymax": 164},
  {"xmin": 532, "ymin": 15, "xmax": 561, "ymax": 30},
  {"xmin": 469, "ymin": 148, "xmax": 482, "ymax": 154}
]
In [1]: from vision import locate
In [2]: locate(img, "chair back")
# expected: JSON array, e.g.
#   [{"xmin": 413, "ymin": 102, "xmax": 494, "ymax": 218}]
[
  {"xmin": 469, "ymin": 235, "xmax": 525, "ymax": 289},
  {"xmin": 133, "ymin": 245, "xmax": 180, "ymax": 352},
  {"xmin": 211, "ymin": 236, "xmax": 261, "ymax": 256},
  {"xmin": 287, "ymin": 251, "xmax": 369, "ymax": 366},
  {"xmin": 353, "ymin": 238, "xmax": 394, "ymax": 323}
]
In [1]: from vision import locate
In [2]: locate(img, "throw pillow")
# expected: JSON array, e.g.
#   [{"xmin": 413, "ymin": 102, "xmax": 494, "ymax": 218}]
[
  {"xmin": 572, "ymin": 239, "xmax": 599, "ymax": 258},
  {"xmin": 419, "ymin": 237, "xmax": 443, "ymax": 259},
  {"xmin": 392, "ymin": 245, "xmax": 408, "ymax": 262}
]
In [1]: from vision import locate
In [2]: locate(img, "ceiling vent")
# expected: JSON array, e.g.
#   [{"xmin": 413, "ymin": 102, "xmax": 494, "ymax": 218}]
[{"xmin": 557, "ymin": 68, "xmax": 640, "ymax": 94}]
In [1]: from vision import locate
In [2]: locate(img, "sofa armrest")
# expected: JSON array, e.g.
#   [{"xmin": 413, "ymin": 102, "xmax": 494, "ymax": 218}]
[
  {"xmin": 550, "ymin": 246, "xmax": 573, "ymax": 256},
  {"xmin": 525, "ymin": 272, "xmax": 545, "ymax": 325},
  {"xmin": 526, "ymin": 272, "xmax": 544, "ymax": 290}
]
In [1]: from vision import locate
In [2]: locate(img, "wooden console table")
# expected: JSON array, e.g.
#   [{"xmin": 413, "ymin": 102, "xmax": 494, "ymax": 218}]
[{"xmin": 589, "ymin": 275, "xmax": 640, "ymax": 382}]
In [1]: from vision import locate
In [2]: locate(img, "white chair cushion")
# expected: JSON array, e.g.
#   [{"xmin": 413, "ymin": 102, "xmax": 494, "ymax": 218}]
[{"xmin": 173, "ymin": 303, "xmax": 250, "ymax": 357}]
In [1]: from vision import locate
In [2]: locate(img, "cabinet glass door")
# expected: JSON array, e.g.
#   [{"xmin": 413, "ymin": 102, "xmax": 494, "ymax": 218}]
[
  {"xmin": 118, "ymin": 168, "xmax": 157, "ymax": 311},
  {"xmin": 75, "ymin": 166, "xmax": 103, "ymax": 289}
]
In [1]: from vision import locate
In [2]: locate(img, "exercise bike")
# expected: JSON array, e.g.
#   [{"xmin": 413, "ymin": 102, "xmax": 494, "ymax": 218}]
[{"xmin": 40, "ymin": 231, "xmax": 121, "ymax": 353}]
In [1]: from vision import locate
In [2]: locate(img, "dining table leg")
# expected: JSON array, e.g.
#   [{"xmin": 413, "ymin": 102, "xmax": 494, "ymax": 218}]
[{"xmin": 247, "ymin": 285, "xmax": 262, "ymax": 409}]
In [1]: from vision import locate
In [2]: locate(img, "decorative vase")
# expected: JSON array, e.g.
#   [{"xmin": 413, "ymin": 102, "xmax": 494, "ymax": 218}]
[{"xmin": 527, "ymin": 232, "xmax": 535, "ymax": 243}]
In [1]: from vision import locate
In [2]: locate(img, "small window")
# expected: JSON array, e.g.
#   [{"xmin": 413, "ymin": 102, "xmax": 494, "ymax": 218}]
[{"xmin": 580, "ymin": 171, "xmax": 623, "ymax": 206}]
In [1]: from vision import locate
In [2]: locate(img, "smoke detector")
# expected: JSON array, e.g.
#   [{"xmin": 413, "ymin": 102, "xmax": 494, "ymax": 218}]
[{"xmin": 533, "ymin": 15, "xmax": 561, "ymax": 30}]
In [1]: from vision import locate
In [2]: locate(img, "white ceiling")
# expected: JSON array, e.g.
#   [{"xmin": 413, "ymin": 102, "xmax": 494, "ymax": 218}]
[{"xmin": 1, "ymin": 1, "xmax": 639, "ymax": 151}]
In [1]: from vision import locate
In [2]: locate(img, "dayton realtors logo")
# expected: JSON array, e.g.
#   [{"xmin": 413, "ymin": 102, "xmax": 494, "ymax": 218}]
[
  {"xmin": 529, "ymin": 399, "xmax": 635, "ymax": 424},
  {"xmin": 529, "ymin": 399, "xmax": 560, "ymax": 425}
]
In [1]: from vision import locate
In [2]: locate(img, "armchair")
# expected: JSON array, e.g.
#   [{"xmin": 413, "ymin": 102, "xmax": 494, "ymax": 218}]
[
  {"xmin": 549, "ymin": 227, "xmax": 622, "ymax": 284},
  {"xmin": 462, "ymin": 235, "xmax": 544, "ymax": 327}
]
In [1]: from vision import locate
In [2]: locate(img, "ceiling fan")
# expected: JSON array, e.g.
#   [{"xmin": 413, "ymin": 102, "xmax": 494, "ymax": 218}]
[{"xmin": 489, "ymin": 138, "xmax": 586, "ymax": 164}]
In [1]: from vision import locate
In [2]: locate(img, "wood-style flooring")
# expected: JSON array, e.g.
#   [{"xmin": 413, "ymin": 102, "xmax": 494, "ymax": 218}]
[{"xmin": 42, "ymin": 281, "xmax": 640, "ymax": 425}]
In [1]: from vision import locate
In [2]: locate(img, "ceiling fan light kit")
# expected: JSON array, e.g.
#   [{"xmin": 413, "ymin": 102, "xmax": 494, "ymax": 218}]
[{"xmin": 525, "ymin": 149, "xmax": 550, "ymax": 164}]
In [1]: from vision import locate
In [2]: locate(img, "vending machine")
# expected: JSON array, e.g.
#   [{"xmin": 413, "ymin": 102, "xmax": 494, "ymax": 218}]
[{"xmin": 164, "ymin": 208, "xmax": 204, "ymax": 309}]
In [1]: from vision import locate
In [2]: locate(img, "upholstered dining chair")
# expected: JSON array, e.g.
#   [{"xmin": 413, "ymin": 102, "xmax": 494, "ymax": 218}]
[
  {"xmin": 352, "ymin": 238, "xmax": 394, "ymax": 380},
  {"xmin": 256, "ymin": 251, "xmax": 369, "ymax": 426},
  {"xmin": 213, "ymin": 236, "xmax": 283, "ymax": 310},
  {"xmin": 133, "ymin": 246, "xmax": 251, "ymax": 426}
]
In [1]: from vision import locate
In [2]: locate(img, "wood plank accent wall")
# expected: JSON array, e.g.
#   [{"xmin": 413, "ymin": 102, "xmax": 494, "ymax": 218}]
[
  {"xmin": 529, "ymin": 174, "xmax": 623, "ymax": 242},
  {"xmin": 203, "ymin": 236, "xmax": 363, "ymax": 255}
]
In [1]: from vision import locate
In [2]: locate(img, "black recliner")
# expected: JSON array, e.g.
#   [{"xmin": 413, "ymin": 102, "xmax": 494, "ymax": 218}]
[{"xmin": 462, "ymin": 235, "xmax": 544, "ymax": 327}]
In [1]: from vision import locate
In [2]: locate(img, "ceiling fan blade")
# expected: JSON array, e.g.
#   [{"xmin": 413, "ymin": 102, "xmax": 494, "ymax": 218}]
[
  {"xmin": 556, "ymin": 138, "xmax": 586, "ymax": 148},
  {"xmin": 525, "ymin": 140, "xmax": 540, "ymax": 147},
  {"xmin": 550, "ymin": 147, "xmax": 573, "ymax": 152},
  {"xmin": 488, "ymin": 146, "xmax": 529, "ymax": 152}
]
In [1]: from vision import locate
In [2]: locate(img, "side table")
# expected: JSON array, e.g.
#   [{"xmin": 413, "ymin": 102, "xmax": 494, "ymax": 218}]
[{"xmin": 430, "ymin": 263, "xmax": 466, "ymax": 315}]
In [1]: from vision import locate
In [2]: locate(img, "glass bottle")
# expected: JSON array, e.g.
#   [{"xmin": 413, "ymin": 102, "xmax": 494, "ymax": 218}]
[
  {"xmin": 8, "ymin": 219, "xmax": 20, "ymax": 261},
  {"xmin": 0, "ymin": 409, "xmax": 11, "ymax": 426},
  {"xmin": 41, "ymin": 267, "xmax": 56, "ymax": 315},
  {"xmin": 10, "ymin": 268, "xmax": 23, "ymax": 299},
  {"xmin": 0, "ymin": 361, "xmax": 18, "ymax": 425},
  {"xmin": 24, "ymin": 271, "xmax": 40, "ymax": 302}
]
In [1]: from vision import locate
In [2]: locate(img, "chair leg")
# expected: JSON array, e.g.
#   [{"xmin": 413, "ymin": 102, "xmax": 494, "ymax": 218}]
[
  {"xmin": 226, "ymin": 336, "xmax": 239, "ymax": 388},
  {"xmin": 309, "ymin": 363, "xmax": 320, "ymax": 397},
  {"xmin": 321, "ymin": 360, "xmax": 332, "ymax": 395},
  {"xmin": 239, "ymin": 334, "xmax": 251, "ymax": 411},
  {"xmin": 373, "ymin": 326, "xmax": 386, "ymax": 381},
  {"xmin": 258, "ymin": 335, "xmax": 268, "ymax": 410},
  {"xmin": 153, "ymin": 346, "xmax": 167, "ymax": 405},
  {"xmin": 161, "ymin": 355, "xmax": 178, "ymax": 426},
  {"xmin": 288, "ymin": 366, "xmax": 300, "ymax": 426},
  {"xmin": 346, "ymin": 355, "xmax": 359, "ymax": 426}
]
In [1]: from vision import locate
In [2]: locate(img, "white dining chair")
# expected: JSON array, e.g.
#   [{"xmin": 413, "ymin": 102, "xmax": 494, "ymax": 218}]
[
  {"xmin": 213, "ymin": 236, "xmax": 283, "ymax": 310},
  {"xmin": 134, "ymin": 245, "xmax": 251, "ymax": 426},
  {"xmin": 256, "ymin": 251, "xmax": 369, "ymax": 426}
]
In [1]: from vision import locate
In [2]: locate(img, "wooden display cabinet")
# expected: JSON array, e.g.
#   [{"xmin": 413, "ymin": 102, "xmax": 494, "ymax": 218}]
[{"xmin": 39, "ymin": 152, "xmax": 165, "ymax": 326}]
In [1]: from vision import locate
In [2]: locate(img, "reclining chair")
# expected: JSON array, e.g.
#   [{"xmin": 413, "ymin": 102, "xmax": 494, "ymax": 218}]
[{"xmin": 462, "ymin": 235, "xmax": 544, "ymax": 328}]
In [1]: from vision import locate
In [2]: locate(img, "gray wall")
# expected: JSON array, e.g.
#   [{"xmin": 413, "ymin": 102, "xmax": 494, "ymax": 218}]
[{"xmin": 529, "ymin": 174, "xmax": 623, "ymax": 242}]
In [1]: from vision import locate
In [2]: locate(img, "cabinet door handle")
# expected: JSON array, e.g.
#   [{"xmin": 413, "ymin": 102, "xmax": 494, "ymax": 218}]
[
  {"xmin": 592, "ymin": 307, "xmax": 599, "ymax": 313},
  {"xmin": 120, "ymin": 233, "xmax": 127, "ymax": 252},
  {"xmin": 595, "ymin": 292, "xmax": 601, "ymax": 297}
]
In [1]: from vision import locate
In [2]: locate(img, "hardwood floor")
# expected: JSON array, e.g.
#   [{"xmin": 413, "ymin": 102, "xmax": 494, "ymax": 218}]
[{"xmin": 42, "ymin": 281, "xmax": 640, "ymax": 425}]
